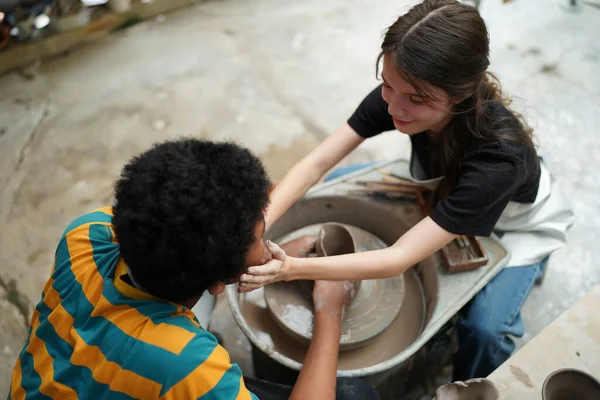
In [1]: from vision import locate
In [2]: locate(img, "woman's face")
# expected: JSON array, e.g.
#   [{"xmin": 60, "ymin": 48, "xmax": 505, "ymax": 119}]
[{"xmin": 381, "ymin": 54, "xmax": 454, "ymax": 135}]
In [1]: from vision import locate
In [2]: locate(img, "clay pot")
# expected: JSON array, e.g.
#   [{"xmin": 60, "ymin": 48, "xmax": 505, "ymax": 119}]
[
  {"xmin": 316, "ymin": 223, "xmax": 355, "ymax": 256},
  {"xmin": 316, "ymin": 223, "xmax": 361, "ymax": 299},
  {"xmin": 294, "ymin": 223, "xmax": 361, "ymax": 301},
  {"xmin": 435, "ymin": 378, "xmax": 498, "ymax": 400},
  {"xmin": 542, "ymin": 369, "xmax": 600, "ymax": 400}
]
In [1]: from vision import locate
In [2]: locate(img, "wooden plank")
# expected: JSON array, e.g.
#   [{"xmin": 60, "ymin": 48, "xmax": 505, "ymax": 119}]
[{"xmin": 0, "ymin": 0, "xmax": 199, "ymax": 76}]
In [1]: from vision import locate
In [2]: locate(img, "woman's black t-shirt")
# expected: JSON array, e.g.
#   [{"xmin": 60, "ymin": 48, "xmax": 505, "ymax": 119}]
[{"xmin": 347, "ymin": 85, "xmax": 541, "ymax": 237}]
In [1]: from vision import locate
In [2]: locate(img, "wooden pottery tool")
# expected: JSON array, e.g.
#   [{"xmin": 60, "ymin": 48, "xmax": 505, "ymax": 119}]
[
  {"xmin": 347, "ymin": 189, "xmax": 417, "ymax": 201},
  {"xmin": 376, "ymin": 169, "xmax": 425, "ymax": 187},
  {"xmin": 354, "ymin": 180, "xmax": 421, "ymax": 193},
  {"xmin": 350, "ymin": 170, "xmax": 434, "ymax": 215}
]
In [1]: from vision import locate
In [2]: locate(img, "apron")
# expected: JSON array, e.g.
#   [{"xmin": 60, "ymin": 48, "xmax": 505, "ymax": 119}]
[{"xmin": 407, "ymin": 148, "xmax": 575, "ymax": 267}]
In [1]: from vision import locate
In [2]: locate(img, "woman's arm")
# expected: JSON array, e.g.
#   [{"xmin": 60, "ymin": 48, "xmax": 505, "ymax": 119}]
[
  {"xmin": 239, "ymin": 217, "xmax": 456, "ymax": 290},
  {"xmin": 265, "ymin": 123, "xmax": 364, "ymax": 230}
]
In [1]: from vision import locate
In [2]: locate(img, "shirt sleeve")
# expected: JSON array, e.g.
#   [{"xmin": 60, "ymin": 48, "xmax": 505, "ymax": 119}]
[
  {"xmin": 162, "ymin": 337, "xmax": 257, "ymax": 400},
  {"xmin": 347, "ymin": 85, "xmax": 395, "ymax": 138},
  {"xmin": 54, "ymin": 208, "xmax": 116, "ymax": 274},
  {"xmin": 429, "ymin": 143, "xmax": 528, "ymax": 237}
]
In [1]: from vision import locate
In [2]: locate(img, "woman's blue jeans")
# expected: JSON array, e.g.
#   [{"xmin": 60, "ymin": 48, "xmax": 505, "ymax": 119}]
[{"xmin": 324, "ymin": 163, "xmax": 546, "ymax": 380}]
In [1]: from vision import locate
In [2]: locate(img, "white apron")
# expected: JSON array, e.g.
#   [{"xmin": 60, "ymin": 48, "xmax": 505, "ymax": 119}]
[{"xmin": 408, "ymin": 150, "xmax": 575, "ymax": 267}]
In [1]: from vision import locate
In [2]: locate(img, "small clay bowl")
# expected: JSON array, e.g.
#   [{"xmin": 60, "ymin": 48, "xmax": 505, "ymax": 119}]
[
  {"xmin": 435, "ymin": 378, "xmax": 498, "ymax": 400},
  {"xmin": 542, "ymin": 368, "xmax": 600, "ymax": 400}
]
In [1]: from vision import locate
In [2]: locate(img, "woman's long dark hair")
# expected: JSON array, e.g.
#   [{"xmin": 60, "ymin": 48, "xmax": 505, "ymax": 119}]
[{"xmin": 377, "ymin": 0, "xmax": 537, "ymax": 195}]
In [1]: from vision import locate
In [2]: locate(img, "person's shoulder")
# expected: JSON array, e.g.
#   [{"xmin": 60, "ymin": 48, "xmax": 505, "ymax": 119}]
[
  {"xmin": 62, "ymin": 206, "xmax": 115, "ymax": 237},
  {"xmin": 485, "ymin": 100, "xmax": 525, "ymax": 132},
  {"xmin": 348, "ymin": 84, "xmax": 395, "ymax": 138},
  {"xmin": 462, "ymin": 140, "xmax": 536, "ymax": 188},
  {"xmin": 54, "ymin": 207, "xmax": 117, "ymax": 271},
  {"xmin": 466, "ymin": 139, "xmax": 533, "ymax": 163}
]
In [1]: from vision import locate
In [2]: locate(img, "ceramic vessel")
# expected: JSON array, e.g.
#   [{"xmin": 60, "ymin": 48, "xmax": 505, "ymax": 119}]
[
  {"xmin": 435, "ymin": 378, "xmax": 498, "ymax": 400},
  {"xmin": 542, "ymin": 368, "xmax": 600, "ymax": 400},
  {"xmin": 316, "ymin": 223, "xmax": 361, "ymax": 299}
]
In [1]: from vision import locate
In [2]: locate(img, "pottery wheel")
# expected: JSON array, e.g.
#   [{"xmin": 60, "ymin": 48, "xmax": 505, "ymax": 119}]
[{"xmin": 264, "ymin": 223, "xmax": 406, "ymax": 350}]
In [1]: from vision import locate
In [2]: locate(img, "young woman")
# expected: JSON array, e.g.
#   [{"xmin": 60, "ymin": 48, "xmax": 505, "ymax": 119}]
[{"xmin": 240, "ymin": 0, "xmax": 574, "ymax": 380}]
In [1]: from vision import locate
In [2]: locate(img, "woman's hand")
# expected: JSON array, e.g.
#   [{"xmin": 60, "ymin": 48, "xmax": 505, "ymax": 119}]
[{"xmin": 239, "ymin": 240, "xmax": 291, "ymax": 293}]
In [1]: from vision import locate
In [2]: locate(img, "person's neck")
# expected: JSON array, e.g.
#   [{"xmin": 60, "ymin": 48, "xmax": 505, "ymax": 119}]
[
  {"xmin": 180, "ymin": 296, "xmax": 201, "ymax": 309},
  {"xmin": 125, "ymin": 266, "xmax": 200, "ymax": 308}
]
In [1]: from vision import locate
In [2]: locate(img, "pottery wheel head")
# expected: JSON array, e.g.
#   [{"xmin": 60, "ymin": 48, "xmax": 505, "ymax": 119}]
[{"xmin": 264, "ymin": 222, "xmax": 406, "ymax": 350}]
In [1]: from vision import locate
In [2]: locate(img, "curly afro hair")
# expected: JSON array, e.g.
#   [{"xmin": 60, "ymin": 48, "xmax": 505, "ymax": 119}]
[{"xmin": 112, "ymin": 138, "xmax": 271, "ymax": 303}]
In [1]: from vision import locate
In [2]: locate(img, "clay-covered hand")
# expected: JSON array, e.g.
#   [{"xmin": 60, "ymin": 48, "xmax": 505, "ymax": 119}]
[
  {"xmin": 239, "ymin": 240, "xmax": 290, "ymax": 292},
  {"xmin": 312, "ymin": 280, "xmax": 352, "ymax": 319},
  {"xmin": 279, "ymin": 235, "xmax": 318, "ymax": 258}
]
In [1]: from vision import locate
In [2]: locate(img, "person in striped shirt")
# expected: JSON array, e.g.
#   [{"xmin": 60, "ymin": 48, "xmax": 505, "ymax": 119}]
[{"xmin": 9, "ymin": 139, "xmax": 379, "ymax": 400}]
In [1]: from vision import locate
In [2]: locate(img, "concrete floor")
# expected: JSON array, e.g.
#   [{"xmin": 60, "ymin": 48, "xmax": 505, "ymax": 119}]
[{"xmin": 1, "ymin": 0, "xmax": 599, "ymax": 396}]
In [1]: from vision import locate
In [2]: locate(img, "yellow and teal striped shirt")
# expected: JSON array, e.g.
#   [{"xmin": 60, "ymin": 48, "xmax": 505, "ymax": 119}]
[{"xmin": 10, "ymin": 207, "xmax": 257, "ymax": 399}]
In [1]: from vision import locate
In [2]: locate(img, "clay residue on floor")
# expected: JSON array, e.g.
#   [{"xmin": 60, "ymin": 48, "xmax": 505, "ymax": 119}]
[{"xmin": 509, "ymin": 365, "xmax": 534, "ymax": 388}]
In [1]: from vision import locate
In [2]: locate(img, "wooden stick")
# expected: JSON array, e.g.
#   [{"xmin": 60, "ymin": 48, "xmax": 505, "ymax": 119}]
[
  {"xmin": 414, "ymin": 189, "xmax": 430, "ymax": 217},
  {"xmin": 354, "ymin": 181, "xmax": 419, "ymax": 193},
  {"xmin": 377, "ymin": 169, "xmax": 423, "ymax": 187},
  {"xmin": 347, "ymin": 189, "xmax": 417, "ymax": 201},
  {"xmin": 380, "ymin": 175, "xmax": 425, "ymax": 187}
]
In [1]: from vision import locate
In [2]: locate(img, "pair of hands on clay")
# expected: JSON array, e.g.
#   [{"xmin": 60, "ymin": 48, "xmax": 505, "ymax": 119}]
[{"xmin": 241, "ymin": 236, "xmax": 352, "ymax": 317}]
